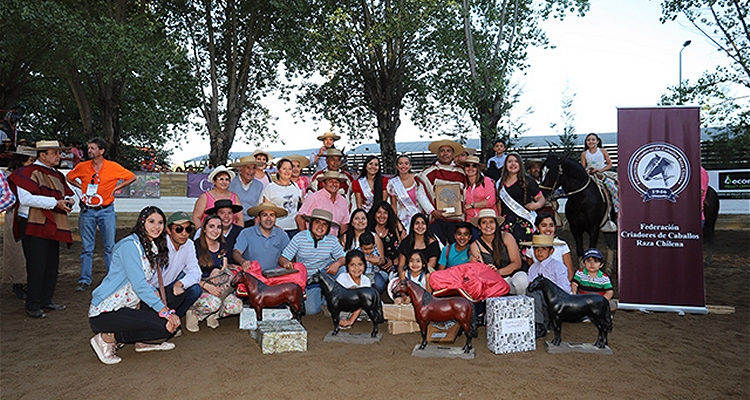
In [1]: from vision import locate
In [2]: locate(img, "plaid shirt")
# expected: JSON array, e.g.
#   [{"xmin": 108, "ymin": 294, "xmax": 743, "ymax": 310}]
[{"xmin": 0, "ymin": 173, "xmax": 16, "ymax": 213}]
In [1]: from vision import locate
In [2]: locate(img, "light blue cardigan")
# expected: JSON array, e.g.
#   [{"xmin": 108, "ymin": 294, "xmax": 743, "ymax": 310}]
[{"xmin": 90, "ymin": 234, "xmax": 165, "ymax": 312}]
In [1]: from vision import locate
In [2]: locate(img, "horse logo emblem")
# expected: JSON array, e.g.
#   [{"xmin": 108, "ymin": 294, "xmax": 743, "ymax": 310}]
[{"xmin": 628, "ymin": 142, "xmax": 690, "ymax": 202}]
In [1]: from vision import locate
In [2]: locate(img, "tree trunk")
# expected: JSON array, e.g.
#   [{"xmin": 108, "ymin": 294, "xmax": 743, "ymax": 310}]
[
  {"xmin": 66, "ymin": 68, "xmax": 93, "ymax": 139},
  {"xmin": 478, "ymin": 97, "xmax": 502, "ymax": 161},
  {"xmin": 376, "ymin": 107, "xmax": 401, "ymax": 176}
]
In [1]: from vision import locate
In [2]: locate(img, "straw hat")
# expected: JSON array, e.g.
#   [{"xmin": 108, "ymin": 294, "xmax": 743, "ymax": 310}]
[
  {"xmin": 13, "ymin": 145, "xmax": 36, "ymax": 157},
  {"xmin": 458, "ymin": 155, "xmax": 485, "ymax": 170},
  {"xmin": 428, "ymin": 139, "xmax": 464, "ymax": 155},
  {"xmin": 526, "ymin": 158, "xmax": 544, "ymax": 167},
  {"xmin": 247, "ymin": 201, "xmax": 288, "ymax": 217},
  {"xmin": 464, "ymin": 147, "xmax": 477, "ymax": 156},
  {"xmin": 302, "ymin": 208, "xmax": 339, "ymax": 227},
  {"xmin": 519, "ymin": 234, "xmax": 566, "ymax": 247},
  {"xmin": 317, "ymin": 170, "xmax": 346, "ymax": 182},
  {"xmin": 317, "ymin": 131, "xmax": 341, "ymax": 141},
  {"xmin": 204, "ymin": 199, "xmax": 243, "ymax": 215},
  {"xmin": 321, "ymin": 148, "xmax": 344, "ymax": 158},
  {"xmin": 229, "ymin": 155, "xmax": 266, "ymax": 168},
  {"xmin": 251, "ymin": 149, "xmax": 272, "ymax": 161},
  {"xmin": 208, "ymin": 165, "xmax": 235, "ymax": 182},
  {"xmin": 470, "ymin": 208, "xmax": 505, "ymax": 228},
  {"xmin": 34, "ymin": 140, "xmax": 69, "ymax": 150},
  {"xmin": 285, "ymin": 154, "xmax": 310, "ymax": 169}
]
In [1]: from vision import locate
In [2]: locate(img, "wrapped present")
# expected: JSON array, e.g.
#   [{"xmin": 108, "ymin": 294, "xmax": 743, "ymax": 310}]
[
  {"xmin": 239, "ymin": 307, "xmax": 294, "ymax": 330},
  {"xmin": 250, "ymin": 320, "xmax": 307, "ymax": 354},
  {"xmin": 426, "ymin": 321, "xmax": 460, "ymax": 343},
  {"xmin": 382, "ymin": 304, "xmax": 416, "ymax": 322},
  {"xmin": 388, "ymin": 320, "xmax": 420, "ymax": 335},
  {"xmin": 239, "ymin": 308, "xmax": 258, "ymax": 330},
  {"xmin": 485, "ymin": 295, "xmax": 535, "ymax": 354}
]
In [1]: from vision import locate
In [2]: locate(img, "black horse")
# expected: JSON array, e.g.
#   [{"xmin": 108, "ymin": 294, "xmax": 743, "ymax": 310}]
[
  {"xmin": 528, "ymin": 275, "xmax": 612, "ymax": 348},
  {"xmin": 539, "ymin": 154, "xmax": 614, "ymax": 258},
  {"xmin": 308, "ymin": 272, "xmax": 384, "ymax": 337},
  {"xmin": 703, "ymin": 186, "xmax": 720, "ymax": 266}
]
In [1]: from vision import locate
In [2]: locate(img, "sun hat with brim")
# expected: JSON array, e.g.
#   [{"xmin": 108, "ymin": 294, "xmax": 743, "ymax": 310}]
[
  {"xmin": 251, "ymin": 149, "xmax": 272, "ymax": 161},
  {"xmin": 208, "ymin": 165, "xmax": 235, "ymax": 182},
  {"xmin": 34, "ymin": 140, "xmax": 69, "ymax": 150},
  {"xmin": 2, "ymin": 138, "xmax": 9, "ymax": 142},
  {"xmin": 13, "ymin": 145, "xmax": 36, "ymax": 157},
  {"xmin": 167, "ymin": 211, "xmax": 193, "ymax": 226},
  {"xmin": 285, "ymin": 154, "xmax": 310, "ymax": 169},
  {"xmin": 317, "ymin": 131, "xmax": 341, "ymax": 141},
  {"xmin": 526, "ymin": 158, "xmax": 544, "ymax": 166},
  {"xmin": 302, "ymin": 208, "xmax": 339, "ymax": 227},
  {"xmin": 582, "ymin": 248, "xmax": 604, "ymax": 261},
  {"xmin": 322, "ymin": 148, "xmax": 344, "ymax": 158},
  {"xmin": 519, "ymin": 234, "xmax": 566, "ymax": 247},
  {"xmin": 470, "ymin": 208, "xmax": 505, "ymax": 228},
  {"xmin": 247, "ymin": 201, "xmax": 288, "ymax": 218},
  {"xmin": 464, "ymin": 147, "xmax": 477, "ymax": 156},
  {"xmin": 229, "ymin": 156, "xmax": 266, "ymax": 168},
  {"xmin": 204, "ymin": 198, "xmax": 243, "ymax": 215},
  {"xmin": 318, "ymin": 170, "xmax": 346, "ymax": 182},
  {"xmin": 428, "ymin": 139, "xmax": 464, "ymax": 155},
  {"xmin": 458, "ymin": 155, "xmax": 485, "ymax": 170}
]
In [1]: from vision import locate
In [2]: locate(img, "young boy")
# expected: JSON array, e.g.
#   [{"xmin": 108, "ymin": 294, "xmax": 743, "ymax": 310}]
[
  {"xmin": 437, "ymin": 222, "xmax": 473, "ymax": 270},
  {"xmin": 572, "ymin": 248, "xmax": 617, "ymax": 312},
  {"xmin": 523, "ymin": 234, "xmax": 570, "ymax": 339},
  {"xmin": 358, "ymin": 232, "xmax": 387, "ymax": 293},
  {"xmin": 487, "ymin": 139, "xmax": 507, "ymax": 171}
]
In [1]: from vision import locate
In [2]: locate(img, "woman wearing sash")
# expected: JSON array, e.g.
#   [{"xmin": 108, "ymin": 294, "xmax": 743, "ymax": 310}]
[
  {"xmin": 468, "ymin": 209, "xmax": 528, "ymax": 295},
  {"xmin": 352, "ymin": 155, "xmax": 388, "ymax": 212},
  {"xmin": 387, "ymin": 155, "xmax": 434, "ymax": 231},
  {"xmin": 497, "ymin": 153, "xmax": 545, "ymax": 244}
]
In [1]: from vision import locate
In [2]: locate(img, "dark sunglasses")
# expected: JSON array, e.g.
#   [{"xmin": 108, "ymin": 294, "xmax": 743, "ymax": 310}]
[{"xmin": 172, "ymin": 225, "xmax": 194, "ymax": 234}]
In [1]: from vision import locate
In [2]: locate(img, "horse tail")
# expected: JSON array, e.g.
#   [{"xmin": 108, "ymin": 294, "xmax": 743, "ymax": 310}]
[
  {"xmin": 469, "ymin": 303, "xmax": 479, "ymax": 338},
  {"xmin": 373, "ymin": 300, "xmax": 385, "ymax": 324}
]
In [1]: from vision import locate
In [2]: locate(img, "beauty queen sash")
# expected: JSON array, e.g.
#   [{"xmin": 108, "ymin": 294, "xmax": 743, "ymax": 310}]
[
  {"xmin": 499, "ymin": 185, "xmax": 536, "ymax": 226},
  {"xmin": 392, "ymin": 178, "xmax": 421, "ymax": 218},
  {"xmin": 358, "ymin": 177, "xmax": 374, "ymax": 209}
]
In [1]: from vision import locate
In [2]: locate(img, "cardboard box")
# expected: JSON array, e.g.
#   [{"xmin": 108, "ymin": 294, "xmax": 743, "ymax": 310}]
[
  {"xmin": 485, "ymin": 295, "xmax": 535, "ymax": 354},
  {"xmin": 250, "ymin": 320, "xmax": 307, "ymax": 354},
  {"xmin": 388, "ymin": 320, "xmax": 420, "ymax": 335},
  {"xmin": 382, "ymin": 304, "xmax": 416, "ymax": 322},
  {"xmin": 426, "ymin": 321, "xmax": 461, "ymax": 343}
]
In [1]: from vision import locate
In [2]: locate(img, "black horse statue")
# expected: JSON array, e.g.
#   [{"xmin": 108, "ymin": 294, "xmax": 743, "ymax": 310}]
[
  {"xmin": 539, "ymin": 154, "xmax": 614, "ymax": 258},
  {"xmin": 528, "ymin": 275, "xmax": 612, "ymax": 348},
  {"xmin": 393, "ymin": 279, "xmax": 478, "ymax": 353},
  {"xmin": 308, "ymin": 272, "xmax": 384, "ymax": 337}
]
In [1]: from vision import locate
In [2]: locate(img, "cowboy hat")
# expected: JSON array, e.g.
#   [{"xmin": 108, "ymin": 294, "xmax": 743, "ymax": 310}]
[
  {"xmin": 33, "ymin": 140, "xmax": 69, "ymax": 150},
  {"xmin": 204, "ymin": 198, "xmax": 243, "ymax": 215},
  {"xmin": 317, "ymin": 170, "xmax": 346, "ymax": 182},
  {"xmin": 470, "ymin": 208, "xmax": 505, "ymax": 228},
  {"xmin": 251, "ymin": 149, "xmax": 272, "ymax": 161},
  {"xmin": 229, "ymin": 155, "xmax": 267, "ymax": 168},
  {"xmin": 13, "ymin": 145, "xmax": 36, "ymax": 158},
  {"xmin": 285, "ymin": 154, "xmax": 310, "ymax": 169},
  {"xmin": 208, "ymin": 165, "xmax": 235, "ymax": 182},
  {"xmin": 458, "ymin": 155, "xmax": 485, "ymax": 170},
  {"xmin": 321, "ymin": 148, "xmax": 344, "ymax": 158},
  {"xmin": 428, "ymin": 139, "xmax": 464, "ymax": 155},
  {"xmin": 302, "ymin": 208, "xmax": 339, "ymax": 227},
  {"xmin": 317, "ymin": 131, "xmax": 341, "ymax": 141},
  {"xmin": 464, "ymin": 147, "xmax": 477, "ymax": 156},
  {"xmin": 247, "ymin": 201, "xmax": 288, "ymax": 217},
  {"xmin": 519, "ymin": 234, "xmax": 566, "ymax": 247},
  {"xmin": 526, "ymin": 158, "xmax": 543, "ymax": 166}
]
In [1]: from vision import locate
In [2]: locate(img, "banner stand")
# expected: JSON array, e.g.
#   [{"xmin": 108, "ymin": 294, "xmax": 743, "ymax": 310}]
[{"xmin": 617, "ymin": 303, "xmax": 707, "ymax": 315}]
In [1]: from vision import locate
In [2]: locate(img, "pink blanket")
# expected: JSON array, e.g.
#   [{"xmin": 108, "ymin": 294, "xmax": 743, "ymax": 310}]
[{"xmin": 429, "ymin": 262, "xmax": 510, "ymax": 302}]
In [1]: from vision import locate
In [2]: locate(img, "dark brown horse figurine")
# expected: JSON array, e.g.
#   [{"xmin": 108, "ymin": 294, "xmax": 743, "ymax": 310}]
[
  {"xmin": 231, "ymin": 271, "xmax": 304, "ymax": 321},
  {"xmin": 393, "ymin": 279, "xmax": 477, "ymax": 353}
]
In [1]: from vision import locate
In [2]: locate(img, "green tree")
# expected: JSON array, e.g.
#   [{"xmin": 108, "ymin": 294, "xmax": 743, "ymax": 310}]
[{"xmin": 547, "ymin": 87, "xmax": 578, "ymax": 159}]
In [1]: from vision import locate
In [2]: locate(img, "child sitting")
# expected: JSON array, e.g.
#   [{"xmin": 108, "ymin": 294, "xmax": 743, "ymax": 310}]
[
  {"xmin": 358, "ymin": 232, "xmax": 387, "ymax": 293},
  {"xmin": 336, "ymin": 250, "xmax": 371, "ymax": 328},
  {"xmin": 523, "ymin": 234, "xmax": 570, "ymax": 339},
  {"xmin": 437, "ymin": 222, "xmax": 473, "ymax": 270},
  {"xmin": 572, "ymin": 248, "xmax": 617, "ymax": 312},
  {"xmin": 393, "ymin": 251, "xmax": 432, "ymax": 304}
]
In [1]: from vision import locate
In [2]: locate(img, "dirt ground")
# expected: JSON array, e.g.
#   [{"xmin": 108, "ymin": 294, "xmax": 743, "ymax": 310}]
[{"xmin": 1, "ymin": 228, "xmax": 748, "ymax": 399}]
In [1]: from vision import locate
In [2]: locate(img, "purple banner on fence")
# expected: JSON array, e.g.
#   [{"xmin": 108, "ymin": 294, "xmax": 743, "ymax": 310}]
[
  {"xmin": 186, "ymin": 173, "xmax": 212, "ymax": 198},
  {"xmin": 617, "ymin": 107, "xmax": 704, "ymax": 308}
]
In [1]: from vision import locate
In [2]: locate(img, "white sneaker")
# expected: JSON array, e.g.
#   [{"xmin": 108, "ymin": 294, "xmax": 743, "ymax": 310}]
[
  {"xmin": 206, "ymin": 314, "xmax": 220, "ymax": 329},
  {"xmin": 186, "ymin": 310, "xmax": 200, "ymax": 333},
  {"xmin": 134, "ymin": 341, "xmax": 176, "ymax": 353},
  {"xmin": 90, "ymin": 333, "xmax": 122, "ymax": 365}
]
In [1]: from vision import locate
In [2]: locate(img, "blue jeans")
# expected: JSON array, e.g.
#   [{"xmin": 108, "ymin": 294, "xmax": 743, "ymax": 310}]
[
  {"xmin": 305, "ymin": 284, "xmax": 323, "ymax": 315},
  {"xmin": 78, "ymin": 206, "xmax": 116, "ymax": 285},
  {"xmin": 370, "ymin": 271, "xmax": 388, "ymax": 294}
]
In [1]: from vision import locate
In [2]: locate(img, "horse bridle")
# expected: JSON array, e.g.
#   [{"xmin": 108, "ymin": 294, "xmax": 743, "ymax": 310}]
[{"xmin": 539, "ymin": 163, "xmax": 592, "ymax": 200}]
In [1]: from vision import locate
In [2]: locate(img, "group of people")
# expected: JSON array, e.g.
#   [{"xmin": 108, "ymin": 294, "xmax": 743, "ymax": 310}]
[{"xmin": 0, "ymin": 133, "xmax": 617, "ymax": 366}]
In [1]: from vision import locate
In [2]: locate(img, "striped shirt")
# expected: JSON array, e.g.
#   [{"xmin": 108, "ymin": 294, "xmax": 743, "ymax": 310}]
[
  {"xmin": 0, "ymin": 173, "xmax": 16, "ymax": 213},
  {"xmin": 573, "ymin": 269, "xmax": 613, "ymax": 295},
  {"xmin": 282, "ymin": 230, "xmax": 346, "ymax": 275}
]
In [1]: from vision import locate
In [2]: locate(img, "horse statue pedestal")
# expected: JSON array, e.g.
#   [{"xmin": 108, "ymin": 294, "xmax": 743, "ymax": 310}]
[
  {"xmin": 544, "ymin": 341, "xmax": 613, "ymax": 355},
  {"xmin": 323, "ymin": 331, "xmax": 383, "ymax": 344},
  {"xmin": 411, "ymin": 344, "xmax": 476, "ymax": 360}
]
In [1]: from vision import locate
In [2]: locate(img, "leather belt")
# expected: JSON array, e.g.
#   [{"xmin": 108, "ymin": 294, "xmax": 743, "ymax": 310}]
[{"xmin": 80, "ymin": 202, "xmax": 113, "ymax": 211}]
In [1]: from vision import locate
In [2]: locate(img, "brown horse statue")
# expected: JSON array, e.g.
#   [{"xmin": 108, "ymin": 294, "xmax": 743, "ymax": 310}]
[
  {"xmin": 231, "ymin": 271, "xmax": 304, "ymax": 321},
  {"xmin": 393, "ymin": 279, "xmax": 477, "ymax": 353}
]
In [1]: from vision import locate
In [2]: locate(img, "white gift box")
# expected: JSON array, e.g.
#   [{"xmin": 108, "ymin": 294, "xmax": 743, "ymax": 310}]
[
  {"xmin": 250, "ymin": 320, "xmax": 307, "ymax": 354},
  {"xmin": 239, "ymin": 307, "xmax": 294, "ymax": 330},
  {"xmin": 485, "ymin": 295, "xmax": 535, "ymax": 354}
]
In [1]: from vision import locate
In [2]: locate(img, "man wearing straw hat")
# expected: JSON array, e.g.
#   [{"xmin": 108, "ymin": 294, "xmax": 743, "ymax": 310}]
[
  {"xmin": 8, "ymin": 140, "xmax": 75, "ymax": 318},
  {"xmin": 522, "ymin": 234, "xmax": 571, "ymax": 339},
  {"xmin": 297, "ymin": 170, "xmax": 350, "ymax": 236},
  {"xmin": 309, "ymin": 131, "xmax": 340, "ymax": 172},
  {"xmin": 526, "ymin": 158, "xmax": 543, "ymax": 184},
  {"xmin": 251, "ymin": 149, "xmax": 274, "ymax": 187},
  {"xmin": 309, "ymin": 147, "xmax": 354, "ymax": 200},
  {"xmin": 418, "ymin": 138, "xmax": 467, "ymax": 245},
  {"xmin": 280, "ymin": 208, "xmax": 346, "ymax": 315},
  {"xmin": 67, "ymin": 137, "xmax": 137, "ymax": 292},
  {"xmin": 229, "ymin": 155, "xmax": 266, "ymax": 228}
]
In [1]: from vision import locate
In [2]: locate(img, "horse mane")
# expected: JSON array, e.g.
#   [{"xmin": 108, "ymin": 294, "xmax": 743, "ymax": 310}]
[
  {"xmin": 247, "ymin": 272, "xmax": 268, "ymax": 292},
  {"xmin": 406, "ymin": 279, "xmax": 433, "ymax": 305},
  {"xmin": 560, "ymin": 156, "xmax": 589, "ymax": 180}
]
